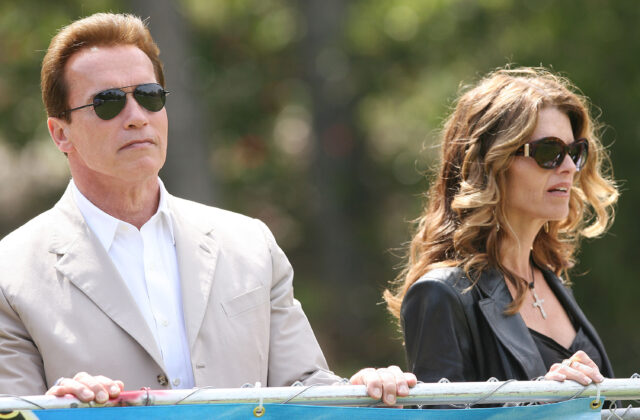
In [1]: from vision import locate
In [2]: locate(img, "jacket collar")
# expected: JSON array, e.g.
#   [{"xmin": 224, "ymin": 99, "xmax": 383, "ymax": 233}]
[{"xmin": 475, "ymin": 267, "xmax": 548, "ymax": 379}]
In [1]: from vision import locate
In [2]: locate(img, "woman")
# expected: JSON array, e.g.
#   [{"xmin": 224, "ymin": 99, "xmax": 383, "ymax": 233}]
[{"xmin": 384, "ymin": 67, "xmax": 618, "ymax": 386}]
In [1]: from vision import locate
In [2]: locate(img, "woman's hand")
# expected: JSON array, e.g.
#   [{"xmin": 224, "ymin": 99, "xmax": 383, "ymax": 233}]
[{"xmin": 544, "ymin": 350, "xmax": 605, "ymax": 385}]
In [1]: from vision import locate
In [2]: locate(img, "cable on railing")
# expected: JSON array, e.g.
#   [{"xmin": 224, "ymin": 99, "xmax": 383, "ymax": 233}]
[
  {"xmin": 602, "ymin": 373, "xmax": 640, "ymax": 420},
  {"xmin": 0, "ymin": 394, "xmax": 44, "ymax": 410},
  {"xmin": 174, "ymin": 385, "xmax": 217, "ymax": 405}
]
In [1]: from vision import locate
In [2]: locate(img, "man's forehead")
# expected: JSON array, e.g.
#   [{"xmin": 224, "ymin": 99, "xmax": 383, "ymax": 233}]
[
  {"xmin": 65, "ymin": 45, "xmax": 156, "ymax": 95},
  {"xmin": 66, "ymin": 44, "xmax": 151, "ymax": 72}
]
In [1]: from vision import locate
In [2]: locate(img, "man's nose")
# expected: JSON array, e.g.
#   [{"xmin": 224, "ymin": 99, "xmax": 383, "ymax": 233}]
[{"xmin": 121, "ymin": 94, "xmax": 148, "ymax": 128}]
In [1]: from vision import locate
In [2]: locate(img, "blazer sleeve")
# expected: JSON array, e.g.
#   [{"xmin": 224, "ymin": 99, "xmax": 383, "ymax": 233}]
[
  {"xmin": 255, "ymin": 220, "xmax": 339, "ymax": 386},
  {"xmin": 0, "ymin": 285, "xmax": 47, "ymax": 395},
  {"xmin": 401, "ymin": 277, "xmax": 477, "ymax": 383}
]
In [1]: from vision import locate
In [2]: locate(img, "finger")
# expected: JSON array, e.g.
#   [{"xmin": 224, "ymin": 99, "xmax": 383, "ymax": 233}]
[
  {"xmin": 570, "ymin": 351, "xmax": 602, "ymax": 379},
  {"xmin": 361, "ymin": 369, "xmax": 384, "ymax": 401},
  {"xmin": 349, "ymin": 368, "xmax": 383, "ymax": 400},
  {"xmin": 45, "ymin": 377, "xmax": 68, "ymax": 397},
  {"xmin": 404, "ymin": 372, "xmax": 418, "ymax": 388},
  {"xmin": 569, "ymin": 360, "xmax": 605, "ymax": 383},
  {"xmin": 73, "ymin": 372, "xmax": 110, "ymax": 403},
  {"xmin": 47, "ymin": 377, "xmax": 95, "ymax": 402},
  {"xmin": 545, "ymin": 363, "xmax": 567, "ymax": 382},
  {"xmin": 45, "ymin": 385, "xmax": 69, "ymax": 397},
  {"xmin": 544, "ymin": 370, "xmax": 567, "ymax": 382},
  {"xmin": 115, "ymin": 380, "xmax": 125, "ymax": 392},
  {"xmin": 570, "ymin": 351, "xmax": 595, "ymax": 369},
  {"xmin": 387, "ymin": 365, "xmax": 410, "ymax": 396},
  {"xmin": 375, "ymin": 367, "xmax": 398, "ymax": 406},
  {"xmin": 348, "ymin": 368, "xmax": 374, "ymax": 386},
  {"xmin": 560, "ymin": 364, "xmax": 593, "ymax": 386},
  {"xmin": 93, "ymin": 375, "xmax": 125, "ymax": 397},
  {"xmin": 571, "ymin": 350, "xmax": 590, "ymax": 362}
]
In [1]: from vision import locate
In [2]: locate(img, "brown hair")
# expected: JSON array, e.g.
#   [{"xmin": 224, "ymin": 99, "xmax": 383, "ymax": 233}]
[
  {"xmin": 41, "ymin": 13, "xmax": 164, "ymax": 121},
  {"xmin": 384, "ymin": 66, "xmax": 618, "ymax": 320}
]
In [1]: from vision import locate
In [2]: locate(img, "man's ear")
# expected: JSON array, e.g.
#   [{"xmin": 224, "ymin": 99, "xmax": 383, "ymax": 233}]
[{"xmin": 47, "ymin": 117, "xmax": 73, "ymax": 154}]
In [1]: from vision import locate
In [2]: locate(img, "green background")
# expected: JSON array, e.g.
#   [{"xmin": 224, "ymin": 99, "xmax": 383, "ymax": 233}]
[{"xmin": 1, "ymin": 0, "xmax": 638, "ymax": 379}]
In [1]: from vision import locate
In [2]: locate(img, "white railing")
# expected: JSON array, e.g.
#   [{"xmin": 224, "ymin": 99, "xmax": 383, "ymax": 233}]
[{"xmin": 0, "ymin": 378, "xmax": 638, "ymax": 418}]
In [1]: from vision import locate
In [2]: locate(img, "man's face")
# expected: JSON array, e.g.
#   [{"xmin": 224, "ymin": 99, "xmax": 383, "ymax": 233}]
[{"xmin": 49, "ymin": 44, "xmax": 168, "ymax": 187}]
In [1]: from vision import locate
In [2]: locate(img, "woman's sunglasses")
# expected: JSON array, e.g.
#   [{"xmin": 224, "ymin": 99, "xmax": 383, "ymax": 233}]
[
  {"xmin": 60, "ymin": 83, "xmax": 169, "ymax": 120},
  {"xmin": 515, "ymin": 136, "xmax": 588, "ymax": 171}
]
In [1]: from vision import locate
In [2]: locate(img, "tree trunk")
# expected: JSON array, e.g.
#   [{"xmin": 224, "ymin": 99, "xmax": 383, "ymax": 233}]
[
  {"xmin": 298, "ymin": 0, "xmax": 372, "ymax": 358},
  {"xmin": 129, "ymin": 0, "xmax": 216, "ymax": 204}
]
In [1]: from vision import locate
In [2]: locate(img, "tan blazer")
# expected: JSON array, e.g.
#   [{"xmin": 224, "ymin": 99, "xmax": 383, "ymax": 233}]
[{"xmin": 0, "ymin": 185, "xmax": 337, "ymax": 395}]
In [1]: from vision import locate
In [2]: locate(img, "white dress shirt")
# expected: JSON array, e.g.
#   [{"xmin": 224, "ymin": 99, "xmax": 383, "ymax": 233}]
[{"xmin": 70, "ymin": 179, "xmax": 195, "ymax": 389}]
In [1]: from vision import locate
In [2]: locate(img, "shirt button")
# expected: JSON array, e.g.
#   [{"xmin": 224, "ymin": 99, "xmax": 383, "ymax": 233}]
[
  {"xmin": 157, "ymin": 374, "xmax": 168, "ymax": 386},
  {"xmin": 161, "ymin": 319, "xmax": 169, "ymax": 327},
  {"xmin": 173, "ymin": 378, "xmax": 181, "ymax": 386}
]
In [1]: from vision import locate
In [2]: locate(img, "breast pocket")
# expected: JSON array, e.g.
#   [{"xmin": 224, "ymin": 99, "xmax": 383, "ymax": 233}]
[{"xmin": 221, "ymin": 286, "xmax": 269, "ymax": 318}]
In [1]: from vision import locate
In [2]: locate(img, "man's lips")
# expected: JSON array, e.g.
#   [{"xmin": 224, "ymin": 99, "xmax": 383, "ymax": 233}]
[{"xmin": 119, "ymin": 139, "xmax": 154, "ymax": 150}]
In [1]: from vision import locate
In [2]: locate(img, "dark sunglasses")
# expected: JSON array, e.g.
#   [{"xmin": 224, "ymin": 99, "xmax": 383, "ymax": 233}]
[
  {"xmin": 60, "ymin": 83, "xmax": 169, "ymax": 120},
  {"xmin": 515, "ymin": 136, "xmax": 588, "ymax": 171}
]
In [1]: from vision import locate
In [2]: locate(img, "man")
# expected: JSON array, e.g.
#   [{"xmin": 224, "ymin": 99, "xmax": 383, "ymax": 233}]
[{"xmin": 0, "ymin": 13, "xmax": 414, "ymax": 405}]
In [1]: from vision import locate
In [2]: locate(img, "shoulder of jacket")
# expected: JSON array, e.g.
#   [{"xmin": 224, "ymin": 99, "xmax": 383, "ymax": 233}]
[
  {"xmin": 168, "ymin": 195, "xmax": 273, "ymax": 243},
  {"xmin": 401, "ymin": 267, "xmax": 478, "ymax": 322},
  {"xmin": 412, "ymin": 266, "xmax": 473, "ymax": 292},
  {"xmin": 169, "ymin": 196, "xmax": 252, "ymax": 222},
  {"xmin": 0, "ymin": 208, "xmax": 57, "ymax": 249},
  {"xmin": 169, "ymin": 195, "xmax": 267, "ymax": 233}
]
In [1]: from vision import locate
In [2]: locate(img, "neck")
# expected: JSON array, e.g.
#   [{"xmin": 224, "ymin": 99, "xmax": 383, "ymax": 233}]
[
  {"xmin": 72, "ymin": 174, "xmax": 160, "ymax": 230},
  {"xmin": 498, "ymin": 218, "xmax": 544, "ymax": 279}
]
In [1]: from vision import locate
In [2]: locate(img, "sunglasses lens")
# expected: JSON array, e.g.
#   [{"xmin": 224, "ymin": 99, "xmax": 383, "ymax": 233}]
[
  {"xmin": 93, "ymin": 89, "xmax": 127, "ymax": 120},
  {"xmin": 569, "ymin": 139, "xmax": 588, "ymax": 171},
  {"xmin": 534, "ymin": 138, "xmax": 565, "ymax": 169},
  {"xmin": 134, "ymin": 83, "xmax": 166, "ymax": 112}
]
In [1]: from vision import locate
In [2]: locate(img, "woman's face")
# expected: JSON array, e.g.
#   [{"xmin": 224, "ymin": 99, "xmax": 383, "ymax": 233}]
[{"xmin": 503, "ymin": 107, "xmax": 578, "ymax": 231}]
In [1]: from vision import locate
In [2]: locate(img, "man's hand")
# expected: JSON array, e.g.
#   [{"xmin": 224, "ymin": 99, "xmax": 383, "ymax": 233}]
[
  {"xmin": 45, "ymin": 372, "xmax": 124, "ymax": 403},
  {"xmin": 349, "ymin": 365, "xmax": 417, "ymax": 406}
]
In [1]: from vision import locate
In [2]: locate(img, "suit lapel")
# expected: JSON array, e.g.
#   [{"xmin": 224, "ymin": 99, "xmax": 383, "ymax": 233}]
[
  {"xmin": 168, "ymin": 197, "xmax": 219, "ymax": 351},
  {"xmin": 49, "ymin": 186, "xmax": 165, "ymax": 370},
  {"xmin": 476, "ymin": 269, "xmax": 547, "ymax": 379}
]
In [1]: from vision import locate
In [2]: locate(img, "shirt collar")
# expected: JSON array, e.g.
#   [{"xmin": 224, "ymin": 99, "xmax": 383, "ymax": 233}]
[
  {"xmin": 155, "ymin": 178, "xmax": 175, "ymax": 243},
  {"xmin": 70, "ymin": 178, "xmax": 175, "ymax": 252}
]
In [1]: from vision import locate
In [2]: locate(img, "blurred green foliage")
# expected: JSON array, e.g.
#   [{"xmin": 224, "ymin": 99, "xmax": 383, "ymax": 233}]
[{"xmin": 1, "ymin": 0, "xmax": 639, "ymax": 379}]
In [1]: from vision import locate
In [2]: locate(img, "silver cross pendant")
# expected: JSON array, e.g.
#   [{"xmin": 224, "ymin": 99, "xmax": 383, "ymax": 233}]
[{"xmin": 531, "ymin": 289, "xmax": 547, "ymax": 319}]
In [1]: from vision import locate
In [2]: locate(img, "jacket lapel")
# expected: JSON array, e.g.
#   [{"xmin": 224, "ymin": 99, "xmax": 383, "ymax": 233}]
[
  {"xmin": 543, "ymin": 269, "xmax": 615, "ymax": 377},
  {"xmin": 168, "ymin": 196, "xmax": 219, "ymax": 351},
  {"xmin": 49, "ymin": 186, "xmax": 165, "ymax": 370},
  {"xmin": 476, "ymin": 269, "xmax": 547, "ymax": 379}
]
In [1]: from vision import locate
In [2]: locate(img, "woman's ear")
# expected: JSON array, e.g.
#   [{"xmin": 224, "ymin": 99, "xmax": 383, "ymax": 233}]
[{"xmin": 47, "ymin": 117, "xmax": 73, "ymax": 154}]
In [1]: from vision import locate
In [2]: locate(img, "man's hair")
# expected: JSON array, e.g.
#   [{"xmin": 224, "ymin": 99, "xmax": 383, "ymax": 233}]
[{"xmin": 41, "ymin": 13, "xmax": 164, "ymax": 121}]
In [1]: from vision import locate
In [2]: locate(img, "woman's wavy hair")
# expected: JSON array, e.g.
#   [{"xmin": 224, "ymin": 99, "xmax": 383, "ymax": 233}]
[{"xmin": 384, "ymin": 66, "xmax": 618, "ymax": 320}]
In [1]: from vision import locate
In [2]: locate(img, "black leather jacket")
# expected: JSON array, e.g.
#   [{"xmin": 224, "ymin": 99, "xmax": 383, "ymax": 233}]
[{"xmin": 401, "ymin": 266, "xmax": 614, "ymax": 383}]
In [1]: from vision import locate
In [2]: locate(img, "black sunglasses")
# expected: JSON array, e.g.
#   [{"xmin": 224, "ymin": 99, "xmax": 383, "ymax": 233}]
[
  {"xmin": 60, "ymin": 83, "xmax": 169, "ymax": 120},
  {"xmin": 515, "ymin": 136, "xmax": 588, "ymax": 171}
]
